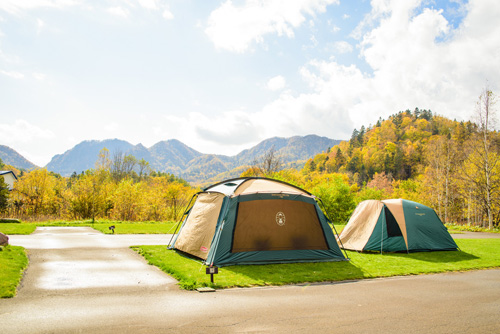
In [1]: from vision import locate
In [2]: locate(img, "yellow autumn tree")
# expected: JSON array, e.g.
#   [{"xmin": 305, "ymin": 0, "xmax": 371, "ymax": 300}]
[{"xmin": 11, "ymin": 168, "xmax": 63, "ymax": 218}]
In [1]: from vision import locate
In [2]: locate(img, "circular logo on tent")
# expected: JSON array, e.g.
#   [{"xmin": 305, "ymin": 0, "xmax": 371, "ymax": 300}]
[{"xmin": 276, "ymin": 212, "xmax": 286, "ymax": 226}]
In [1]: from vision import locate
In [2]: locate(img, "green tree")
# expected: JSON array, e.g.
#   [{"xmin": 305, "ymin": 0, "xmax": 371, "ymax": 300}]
[
  {"xmin": 0, "ymin": 177, "xmax": 9, "ymax": 212},
  {"xmin": 312, "ymin": 174, "xmax": 356, "ymax": 224}
]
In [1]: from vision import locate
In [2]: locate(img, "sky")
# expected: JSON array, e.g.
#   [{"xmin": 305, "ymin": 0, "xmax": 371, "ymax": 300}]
[{"xmin": 0, "ymin": 0, "xmax": 499, "ymax": 167}]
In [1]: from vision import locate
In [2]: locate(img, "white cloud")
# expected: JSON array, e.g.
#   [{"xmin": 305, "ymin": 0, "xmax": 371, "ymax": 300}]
[
  {"xmin": 32, "ymin": 72, "xmax": 46, "ymax": 81},
  {"xmin": 0, "ymin": 120, "xmax": 55, "ymax": 145},
  {"xmin": 247, "ymin": 0, "xmax": 500, "ymax": 140},
  {"xmin": 151, "ymin": 0, "xmax": 500, "ymax": 151},
  {"xmin": 333, "ymin": 40, "xmax": 353, "ymax": 53},
  {"xmin": 36, "ymin": 18, "xmax": 45, "ymax": 34},
  {"xmin": 0, "ymin": 0, "xmax": 81, "ymax": 15},
  {"xmin": 0, "ymin": 70, "xmax": 24, "ymax": 79},
  {"xmin": 162, "ymin": 9, "xmax": 174, "ymax": 20},
  {"xmin": 104, "ymin": 122, "xmax": 119, "ymax": 133},
  {"xmin": 157, "ymin": 111, "xmax": 262, "ymax": 155},
  {"xmin": 266, "ymin": 75, "xmax": 286, "ymax": 91},
  {"xmin": 205, "ymin": 0, "xmax": 339, "ymax": 53},
  {"xmin": 137, "ymin": 0, "xmax": 159, "ymax": 11},
  {"xmin": 107, "ymin": 6, "xmax": 129, "ymax": 18}
]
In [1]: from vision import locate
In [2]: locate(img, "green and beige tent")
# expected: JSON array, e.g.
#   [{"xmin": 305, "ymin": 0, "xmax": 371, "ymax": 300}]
[
  {"xmin": 169, "ymin": 177, "xmax": 346, "ymax": 266},
  {"xmin": 338, "ymin": 199, "xmax": 458, "ymax": 252}
]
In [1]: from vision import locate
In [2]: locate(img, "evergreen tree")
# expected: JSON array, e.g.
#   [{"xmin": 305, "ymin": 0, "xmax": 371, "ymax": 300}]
[{"xmin": 0, "ymin": 177, "xmax": 9, "ymax": 212}]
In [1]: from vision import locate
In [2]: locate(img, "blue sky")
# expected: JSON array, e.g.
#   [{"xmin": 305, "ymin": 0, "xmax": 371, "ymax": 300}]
[{"xmin": 0, "ymin": 0, "xmax": 498, "ymax": 167}]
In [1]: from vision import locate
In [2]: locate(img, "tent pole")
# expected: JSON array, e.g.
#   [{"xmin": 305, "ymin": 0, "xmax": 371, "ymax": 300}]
[
  {"xmin": 380, "ymin": 208, "xmax": 384, "ymax": 255},
  {"xmin": 317, "ymin": 197, "xmax": 350, "ymax": 260},
  {"xmin": 167, "ymin": 192, "xmax": 199, "ymax": 248}
]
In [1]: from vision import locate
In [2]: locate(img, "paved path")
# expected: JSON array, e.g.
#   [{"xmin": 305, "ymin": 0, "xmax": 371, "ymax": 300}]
[
  {"xmin": 7, "ymin": 227, "xmax": 176, "ymax": 292},
  {"xmin": 1, "ymin": 227, "xmax": 499, "ymax": 333}
]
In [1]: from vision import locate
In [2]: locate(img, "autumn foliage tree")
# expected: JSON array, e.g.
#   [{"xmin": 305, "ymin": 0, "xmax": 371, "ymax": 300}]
[{"xmin": 6, "ymin": 150, "xmax": 197, "ymax": 222}]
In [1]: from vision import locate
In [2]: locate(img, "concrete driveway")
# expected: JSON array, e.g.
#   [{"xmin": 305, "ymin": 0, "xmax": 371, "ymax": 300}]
[{"xmin": 1, "ymin": 227, "xmax": 499, "ymax": 333}]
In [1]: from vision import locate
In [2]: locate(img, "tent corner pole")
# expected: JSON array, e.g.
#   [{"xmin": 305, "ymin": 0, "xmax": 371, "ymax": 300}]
[{"xmin": 317, "ymin": 197, "xmax": 350, "ymax": 260}]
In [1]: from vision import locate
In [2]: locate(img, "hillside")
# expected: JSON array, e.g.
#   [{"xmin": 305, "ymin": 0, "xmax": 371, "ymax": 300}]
[
  {"xmin": 46, "ymin": 139, "xmax": 135, "ymax": 176},
  {"xmin": 304, "ymin": 108, "xmax": 478, "ymax": 184},
  {"xmin": 44, "ymin": 135, "xmax": 340, "ymax": 183},
  {"xmin": 0, "ymin": 145, "xmax": 37, "ymax": 170}
]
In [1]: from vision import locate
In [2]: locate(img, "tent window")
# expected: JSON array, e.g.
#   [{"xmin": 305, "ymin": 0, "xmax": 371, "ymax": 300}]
[{"xmin": 384, "ymin": 207, "xmax": 403, "ymax": 237}]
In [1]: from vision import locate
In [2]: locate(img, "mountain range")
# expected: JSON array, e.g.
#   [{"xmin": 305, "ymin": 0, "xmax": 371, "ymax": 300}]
[
  {"xmin": 2, "ymin": 135, "xmax": 340, "ymax": 184},
  {"xmin": 0, "ymin": 145, "xmax": 37, "ymax": 170}
]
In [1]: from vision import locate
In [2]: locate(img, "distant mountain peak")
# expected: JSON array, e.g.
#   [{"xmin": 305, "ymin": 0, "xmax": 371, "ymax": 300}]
[
  {"xmin": 37, "ymin": 135, "xmax": 341, "ymax": 183},
  {"xmin": 0, "ymin": 145, "xmax": 37, "ymax": 170}
]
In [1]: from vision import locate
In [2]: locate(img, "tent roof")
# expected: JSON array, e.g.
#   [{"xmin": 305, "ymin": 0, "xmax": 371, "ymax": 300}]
[{"xmin": 204, "ymin": 177, "xmax": 312, "ymax": 197}]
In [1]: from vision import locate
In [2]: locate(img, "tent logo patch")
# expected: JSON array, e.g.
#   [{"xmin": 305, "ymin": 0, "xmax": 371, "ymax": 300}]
[
  {"xmin": 200, "ymin": 246, "xmax": 208, "ymax": 252},
  {"xmin": 276, "ymin": 212, "xmax": 286, "ymax": 226}
]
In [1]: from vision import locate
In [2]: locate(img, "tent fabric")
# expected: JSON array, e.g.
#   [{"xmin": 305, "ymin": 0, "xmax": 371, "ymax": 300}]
[
  {"xmin": 232, "ymin": 198, "xmax": 328, "ymax": 252},
  {"xmin": 173, "ymin": 192, "xmax": 225, "ymax": 260},
  {"xmin": 233, "ymin": 178, "xmax": 310, "ymax": 196},
  {"xmin": 338, "ymin": 200, "xmax": 383, "ymax": 251},
  {"xmin": 383, "ymin": 199, "xmax": 408, "ymax": 246},
  {"xmin": 339, "ymin": 199, "xmax": 458, "ymax": 252},
  {"xmin": 170, "ymin": 177, "xmax": 346, "ymax": 266}
]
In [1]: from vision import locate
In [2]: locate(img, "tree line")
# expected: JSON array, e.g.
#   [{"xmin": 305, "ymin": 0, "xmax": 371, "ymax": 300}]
[
  {"xmin": 1, "ymin": 89, "xmax": 498, "ymax": 229},
  {"xmin": 0, "ymin": 149, "xmax": 196, "ymax": 222}
]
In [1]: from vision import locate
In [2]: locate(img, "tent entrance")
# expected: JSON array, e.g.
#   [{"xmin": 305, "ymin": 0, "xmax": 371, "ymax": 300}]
[{"xmin": 384, "ymin": 206, "xmax": 403, "ymax": 237}]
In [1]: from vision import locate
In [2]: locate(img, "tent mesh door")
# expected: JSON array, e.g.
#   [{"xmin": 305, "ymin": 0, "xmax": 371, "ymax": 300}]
[{"xmin": 231, "ymin": 199, "xmax": 328, "ymax": 252}]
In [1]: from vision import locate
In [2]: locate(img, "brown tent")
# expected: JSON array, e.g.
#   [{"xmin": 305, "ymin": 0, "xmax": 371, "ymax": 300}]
[
  {"xmin": 170, "ymin": 177, "xmax": 347, "ymax": 266},
  {"xmin": 339, "ymin": 199, "xmax": 458, "ymax": 252}
]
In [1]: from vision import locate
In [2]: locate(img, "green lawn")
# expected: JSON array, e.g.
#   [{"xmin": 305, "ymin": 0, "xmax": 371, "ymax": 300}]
[
  {"xmin": 0, "ymin": 246, "xmax": 28, "ymax": 298},
  {"xmin": 0, "ymin": 223, "xmax": 37, "ymax": 235},
  {"xmin": 91, "ymin": 222, "xmax": 178, "ymax": 234},
  {"xmin": 133, "ymin": 238, "xmax": 500, "ymax": 290}
]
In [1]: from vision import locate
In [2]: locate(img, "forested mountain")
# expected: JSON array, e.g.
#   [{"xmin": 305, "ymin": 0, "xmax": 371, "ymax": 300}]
[
  {"xmin": 304, "ymin": 109, "xmax": 475, "ymax": 180},
  {"xmin": 303, "ymin": 107, "xmax": 500, "ymax": 228},
  {"xmin": 0, "ymin": 145, "xmax": 37, "ymax": 170},
  {"xmin": 45, "ymin": 135, "xmax": 340, "ymax": 183}
]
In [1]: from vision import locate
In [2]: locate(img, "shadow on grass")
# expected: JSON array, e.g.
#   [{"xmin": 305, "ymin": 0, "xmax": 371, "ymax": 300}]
[{"xmin": 380, "ymin": 250, "xmax": 479, "ymax": 263}]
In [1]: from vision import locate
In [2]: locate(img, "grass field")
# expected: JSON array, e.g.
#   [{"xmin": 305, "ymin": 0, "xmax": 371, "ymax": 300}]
[
  {"xmin": 133, "ymin": 238, "xmax": 500, "ymax": 290},
  {"xmin": 0, "ymin": 246, "xmax": 28, "ymax": 298}
]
